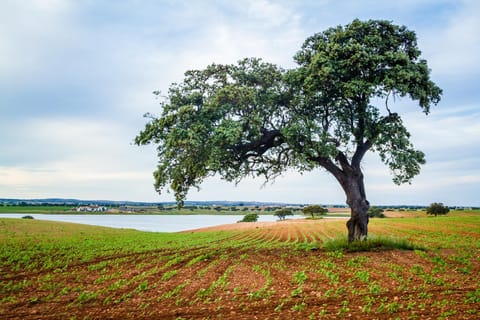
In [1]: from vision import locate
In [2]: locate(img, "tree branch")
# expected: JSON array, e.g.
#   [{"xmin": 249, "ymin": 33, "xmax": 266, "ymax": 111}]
[
  {"xmin": 312, "ymin": 155, "xmax": 346, "ymax": 185},
  {"xmin": 352, "ymin": 141, "xmax": 372, "ymax": 170},
  {"xmin": 233, "ymin": 129, "xmax": 283, "ymax": 160},
  {"xmin": 335, "ymin": 151, "xmax": 351, "ymax": 172},
  {"xmin": 385, "ymin": 90, "xmax": 392, "ymax": 115}
]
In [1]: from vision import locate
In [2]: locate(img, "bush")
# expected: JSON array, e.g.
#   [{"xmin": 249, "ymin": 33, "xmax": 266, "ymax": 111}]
[
  {"xmin": 368, "ymin": 206, "xmax": 385, "ymax": 218},
  {"xmin": 238, "ymin": 213, "xmax": 259, "ymax": 223},
  {"xmin": 274, "ymin": 208, "xmax": 293, "ymax": 221},
  {"xmin": 426, "ymin": 203, "xmax": 449, "ymax": 216}
]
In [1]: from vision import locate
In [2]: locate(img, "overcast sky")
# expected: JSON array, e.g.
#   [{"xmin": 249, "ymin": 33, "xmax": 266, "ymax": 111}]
[{"xmin": 1, "ymin": 0, "xmax": 479, "ymax": 206}]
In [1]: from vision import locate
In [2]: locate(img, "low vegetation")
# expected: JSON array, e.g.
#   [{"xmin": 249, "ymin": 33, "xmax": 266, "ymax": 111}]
[{"xmin": 1, "ymin": 210, "xmax": 479, "ymax": 319}]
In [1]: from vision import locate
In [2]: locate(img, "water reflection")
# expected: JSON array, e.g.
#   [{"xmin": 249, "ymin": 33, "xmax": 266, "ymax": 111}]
[{"xmin": 0, "ymin": 214, "xmax": 304, "ymax": 232}]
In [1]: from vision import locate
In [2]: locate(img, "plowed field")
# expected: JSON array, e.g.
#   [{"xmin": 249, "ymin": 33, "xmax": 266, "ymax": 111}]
[{"xmin": 1, "ymin": 213, "xmax": 479, "ymax": 319}]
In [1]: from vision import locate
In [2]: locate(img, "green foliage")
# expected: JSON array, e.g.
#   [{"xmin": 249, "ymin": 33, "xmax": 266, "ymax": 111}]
[
  {"xmin": 302, "ymin": 205, "xmax": 328, "ymax": 218},
  {"xmin": 274, "ymin": 208, "xmax": 293, "ymax": 220},
  {"xmin": 238, "ymin": 213, "xmax": 259, "ymax": 223},
  {"xmin": 292, "ymin": 271, "xmax": 308, "ymax": 285},
  {"xmin": 368, "ymin": 206, "xmax": 385, "ymax": 218},
  {"xmin": 161, "ymin": 270, "xmax": 178, "ymax": 281},
  {"xmin": 465, "ymin": 289, "xmax": 480, "ymax": 304},
  {"xmin": 426, "ymin": 203, "xmax": 450, "ymax": 216},
  {"xmin": 295, "ymin": 241, "xmax": 320, "ymax": 251},
  {"xmin": 136, "ymin": 19, "xmax": 442, "ymax": 206}
]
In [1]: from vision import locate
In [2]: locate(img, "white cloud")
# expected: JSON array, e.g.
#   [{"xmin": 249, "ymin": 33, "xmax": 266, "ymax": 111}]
[
  {"xmin": 246, "ymin": 0, "xmax": 300, "ymax": 28},
  {"xmin": 404, "ymin": 104, "xmax": 480, "ymax": 158},
  {"xmin": 0, "ymin": 116, "xmax": 160, "ymax": 200},
  {"xmin": 422, "ymin": 0, "xmax": 480, "ymax": 76},
  {"xmin": 0, "ymin": 0, "xmax": 75, "ymax": 83},
  {"xmin": 0, "ymin": 164, "xmax": 158, "ymax": 200},
  {"xmin": 1, "ymin": 1, "xmax": 479, "ymax": 205}
]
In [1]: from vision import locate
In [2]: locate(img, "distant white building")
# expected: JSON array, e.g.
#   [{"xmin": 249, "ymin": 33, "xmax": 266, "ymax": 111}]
[{"xmin": 76, "ymin": 205, "xmax": 107, "ymax": 212}]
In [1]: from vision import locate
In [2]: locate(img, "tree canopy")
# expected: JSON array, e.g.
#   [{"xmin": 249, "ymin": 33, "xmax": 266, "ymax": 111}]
[
  {"xmin": 426, "ymin": 203, "xmax": 450, "ymax": 216},
  {"xmin": 136, "ymin": 19, "xmax": 441, "ymax": 240},
  {"xmin": 302, "ymin": 205, "xmax": 328, "ymax": 218},
  {"xmin": 367, "ymin": 206, "xmax": 385, "ymax": 218},
  {"xmin": 274, "ymin": 208, "xmax": 294, "ymax": 221}
]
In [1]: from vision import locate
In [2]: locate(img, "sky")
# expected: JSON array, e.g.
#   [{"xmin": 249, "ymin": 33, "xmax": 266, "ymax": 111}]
[{"xmin": 1, "ymin": 0, "xmax": 479, "ymax": 206}]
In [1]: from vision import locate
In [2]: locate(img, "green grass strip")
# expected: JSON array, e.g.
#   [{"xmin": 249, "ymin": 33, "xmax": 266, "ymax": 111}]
[{"xmin": 323, "ymin": 235, "xmax": 426, "ymax": 252}]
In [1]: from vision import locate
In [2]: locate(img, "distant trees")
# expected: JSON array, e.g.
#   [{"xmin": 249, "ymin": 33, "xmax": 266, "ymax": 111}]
[
  {"xmin": 238, "ymin": 213, "xmax": 259, "ymax": 223},
  {"xmin": 426, "ymin": 203, "xmax": 449, "ymax": 216},
  {"xmin": 367, "ymin": 206, "xmax": 385, "ymax": 218},
  {"xmin": 274, "ymin": 208, "xmax": 293, "ymax": 221},
  {"xmin": 302, "ymin": 205, "xmax": 328, "ymax": 218}
]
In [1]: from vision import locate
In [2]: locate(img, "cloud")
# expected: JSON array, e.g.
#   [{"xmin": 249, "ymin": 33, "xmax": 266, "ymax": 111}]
[
  {"xmin": 162, "ymin": 0, "xmax": 303, "ymax": 71},
  {"xmin": 0, "ymin": 1, "xmax": 285, "ymax": 200},
  {"xmin": 359, "ymin": 97, "xmax": 480, "ymax": 206},
  {"xmin": 0, "ymin": 0, "xmax": 75, "ymax": 84},
  {"xmin": 421, "ymin": 0, "xmax": 480, "ymax": 77},
  {"xmin": 403, "ymin": 104, "xmax": 480, "ymax": 163},
  {"xmin": 0, "ymin": 165, "xmax": 157, "ymax": 200},
  {"xmin": 1, "ymin": 1, "xmax": 479, "ymax": 205},
  {"xmin": 0, "ymin": 116, "xmax": 159, "ymax": 200}
]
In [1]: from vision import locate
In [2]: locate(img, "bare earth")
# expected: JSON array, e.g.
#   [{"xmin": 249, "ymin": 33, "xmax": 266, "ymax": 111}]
[{"xmin": 2, "ymin": 216, "xmax": 479, "ymax": 319}]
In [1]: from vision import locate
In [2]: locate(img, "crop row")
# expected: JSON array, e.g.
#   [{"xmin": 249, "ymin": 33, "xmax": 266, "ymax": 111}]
[{"xmin": 1, "ymin": 215, "xmax": 479, "ymax": 319}]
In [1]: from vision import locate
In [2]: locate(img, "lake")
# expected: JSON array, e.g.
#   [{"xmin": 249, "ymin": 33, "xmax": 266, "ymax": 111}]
[{"xmin": 0, "ymin": 214, "xmax": 305, "ymax": 232}]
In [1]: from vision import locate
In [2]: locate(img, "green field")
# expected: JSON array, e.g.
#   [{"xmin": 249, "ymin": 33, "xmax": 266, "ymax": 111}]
[
  {"xmin": 0, "ymin": 205, "xmax": 75, "ymax": 214},
  {"xmin": 1, "ymin": 213, "xmax": 479, "ymax": 319}
]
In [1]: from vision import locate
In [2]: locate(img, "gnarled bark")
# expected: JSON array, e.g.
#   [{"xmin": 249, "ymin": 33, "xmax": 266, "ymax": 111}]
[
  {"xmin": 326, "ymin": 156, "xmax": 370, "ymax": 242},
  {"xmin": 346, "ymin": 198, "xmax": 369, "ymax": 242},
  {"xmin": 343, "ymin": 172, "xmax": 370, "ymax": 242},
  {"xmin": 312, "ymin": 154, "xmax": 371, "ymax": 242}
]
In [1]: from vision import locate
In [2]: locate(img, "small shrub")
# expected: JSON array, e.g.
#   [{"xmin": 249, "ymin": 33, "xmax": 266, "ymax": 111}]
[{"xmin": 238, "ymin": 213, "xmax": 259, "ymax": 223}]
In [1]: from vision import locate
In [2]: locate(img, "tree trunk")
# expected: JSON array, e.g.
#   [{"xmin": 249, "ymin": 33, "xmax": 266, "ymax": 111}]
[
  {"xmin": 343, "ymin": 172, "xmax": 370, "ymax": 242},
  {"xmin": 314, "ymin": 153, "xmax": 371, "ymax": 242}
]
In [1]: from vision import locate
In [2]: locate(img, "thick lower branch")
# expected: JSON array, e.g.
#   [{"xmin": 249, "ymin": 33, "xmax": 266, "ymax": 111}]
[
  {"xmin": 310, "ymin": 156, "xmax": 346, "ymax": 184},
  {"xmin": 233, "ymin": 129, "xmax": 283, "ymax": 160}
]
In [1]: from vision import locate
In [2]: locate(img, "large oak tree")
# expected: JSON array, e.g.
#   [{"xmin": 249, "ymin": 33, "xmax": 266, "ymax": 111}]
[{"xmin": 136, "ymin": 20, "xmax": 442, "ymax": 241}]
